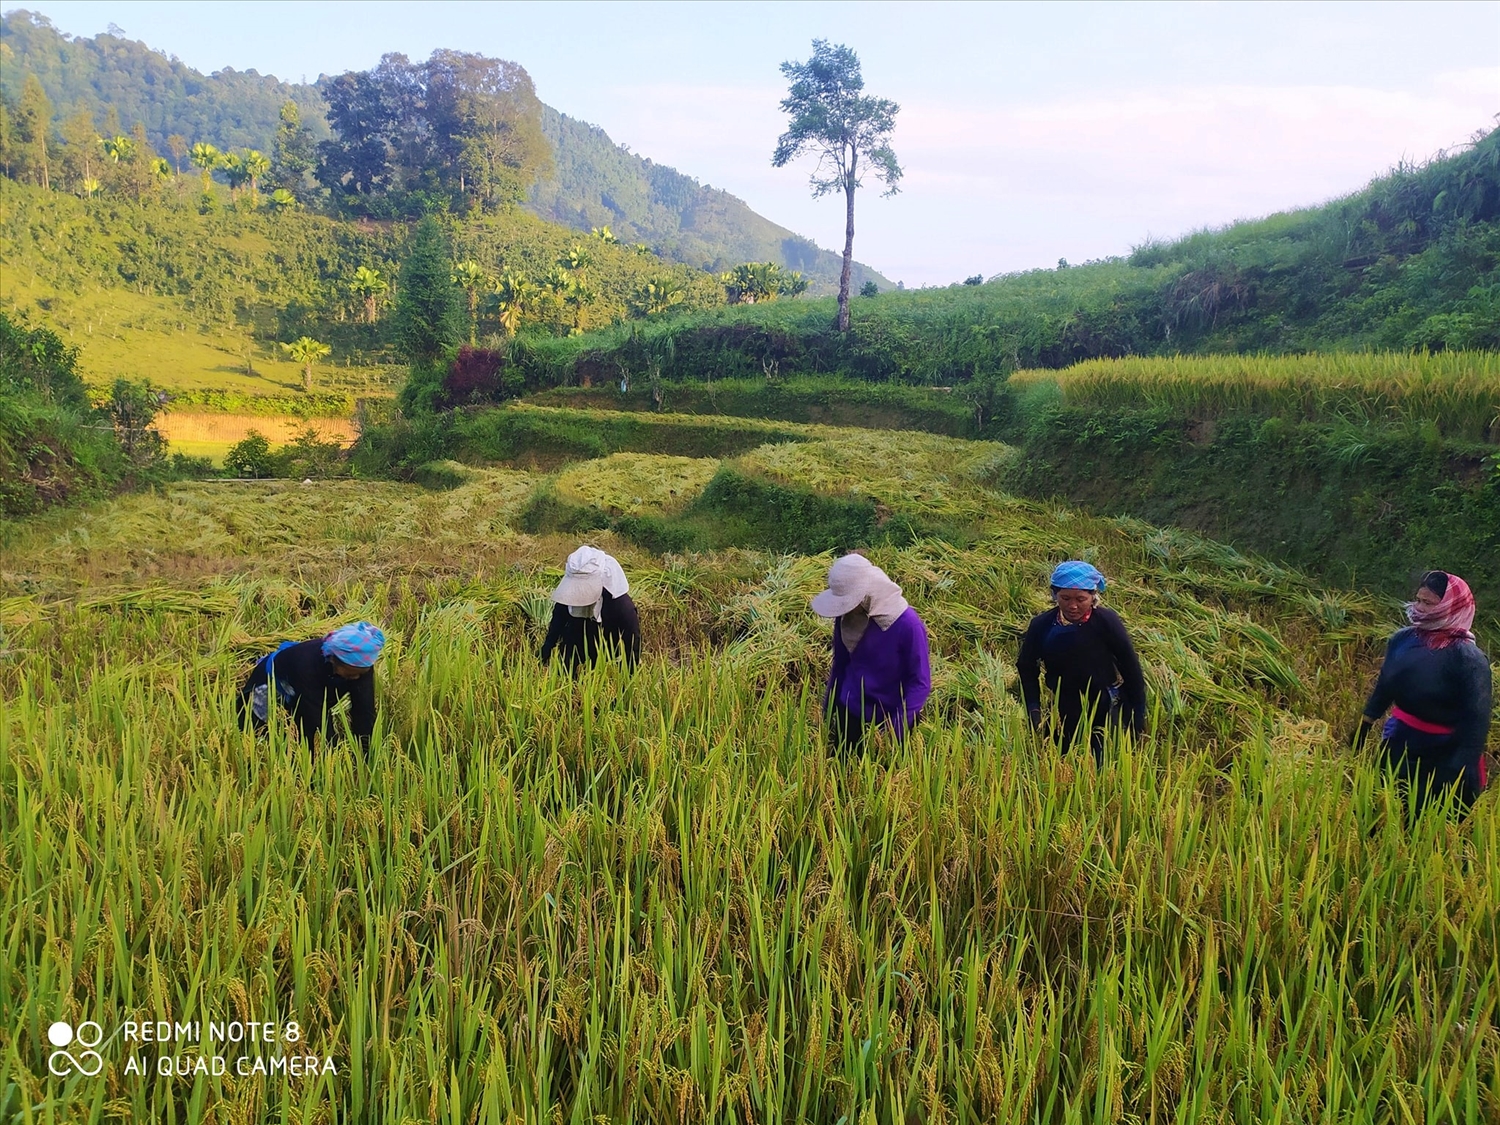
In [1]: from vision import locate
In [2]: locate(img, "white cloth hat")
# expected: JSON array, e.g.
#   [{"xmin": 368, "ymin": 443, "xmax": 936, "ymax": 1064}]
[
  {"xmin": 811, "ymin": 554, "xmax": 908, "ymax": 620},
  {"xmin": 551, "ymin": 546, "xmax": 630, "ymax": 619}
]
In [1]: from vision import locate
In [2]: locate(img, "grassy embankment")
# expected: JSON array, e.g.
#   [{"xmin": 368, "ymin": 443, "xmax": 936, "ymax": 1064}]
[
  {"xmin": 3, "ymin": 416, "xmax": 1496, "ymax": 1121},
  {"xmin": 494, "ymin": 354, "xmax": 1500, "ymax": 632}
]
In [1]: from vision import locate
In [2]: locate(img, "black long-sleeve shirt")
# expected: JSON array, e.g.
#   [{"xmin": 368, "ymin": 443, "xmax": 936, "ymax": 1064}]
[
  {"xmin": 1018, "ymin": 605, "xmax": 1147, "ymax": 731},
  {"xmin": 238, "ymin": 638, "xmax": 377, "ymax": 746},
  {"xmin": 1362, "ymin": 627, "xmax": 1492, "ymax": 761},
  {"xmin": 539, "ymin": 591, "xmax": 641, "ymax": 671}
]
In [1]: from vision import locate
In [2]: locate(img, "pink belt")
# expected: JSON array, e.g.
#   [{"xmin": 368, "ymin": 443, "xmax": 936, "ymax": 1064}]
[{"xmin": 1391, "ymin": 705, "xmax": 1456, "ymax": 736}]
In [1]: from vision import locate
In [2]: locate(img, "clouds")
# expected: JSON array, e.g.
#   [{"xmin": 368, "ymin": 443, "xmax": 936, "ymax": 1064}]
[
  {"xmin": 21, "ymin": 1, "xmax": 1500, "ymax": 285},
  {"xmin": 591, "ymin": 68, "xmax": 1498, "ymax": 285}
]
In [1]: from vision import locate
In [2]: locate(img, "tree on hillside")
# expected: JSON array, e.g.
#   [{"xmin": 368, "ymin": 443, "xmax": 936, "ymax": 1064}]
[
  {"xmin": 280, "ymin": 336, "xmax": 332, "ymax": 392},
  {"xmin": 632, "ymin": 275, "xmax": 687, "ymax": 317},
  {"xmin": 166, "ymin": 134, "xmax": 187, "ymax": 175},
  {"xmin": 722, "ymin": 261, "xmax": 808, "ymax": 305},
  {"xmin": 493, "ymin": 271, "xmax": 535, "ymax": 337},
  {"xmin": 317, "ymin": 50, "xmax": 551, "ymax": 215},
  {"xmin": 452, "ymin": 259, "xmax": 487, "ymax": 344},
  {"xmin": 219, "ymin": 151, "xmax": 246, "ymax": 198},
  {"xmin": 241, "ymin": 149, "xmax": 270, "ymax": 201},
  {"xmin": 59, "ymin": 109, "xmax": 101, "ymax": 192},
  {"xmin": 190, "ymin": 142, "xmax": 221, "ymax": 190},
  {"xmin": 270, "ymin": 101, "xmax": 316, "ymax": 198},
  {"xmin": 0, "ymin": 97, "xmax": 12, "ymax": 179},
  {"xmin": 349, "ymin": 266, "xmax": 388, "ymax": 324},
  {"xmin": 773, "ymin": 40, "xmax": 901, "ymax": 332},
  {"xmin": 393, "ymin": 218, "xmax": 462, "ymax": 365},
  {"xmin": 16, "ymin": 75, "xmax": 53, "ymax": 189}
]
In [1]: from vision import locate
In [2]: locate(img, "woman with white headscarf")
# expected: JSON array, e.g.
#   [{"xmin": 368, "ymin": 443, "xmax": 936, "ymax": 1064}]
[
  {"xmin": 811, "ymin": 553, "xmax": 931, "ymax": 752},
  {"xmin": 540, "ymin": 545, "xmax": 641, "ymax": 671}
]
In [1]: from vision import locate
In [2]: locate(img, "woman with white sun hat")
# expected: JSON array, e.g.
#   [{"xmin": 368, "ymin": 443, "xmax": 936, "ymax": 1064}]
[
  {"xmin": 811, "ymin": 553, "xmax": 931, "ymax": 753},
  {"xmin": 540, "ymin": 545, "xmax": 642, "ymax": 672}
]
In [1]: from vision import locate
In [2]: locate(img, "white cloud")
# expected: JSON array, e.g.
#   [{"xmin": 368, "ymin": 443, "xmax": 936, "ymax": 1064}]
[{"xmin": 584, "ymin": 70, "xmax": 1497, "ymax": 284}]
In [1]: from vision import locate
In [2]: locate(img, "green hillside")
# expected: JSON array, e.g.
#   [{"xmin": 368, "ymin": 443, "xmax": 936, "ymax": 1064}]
[
  {"xmin": 0, "ymin": 9, "xmax": 886, "ymax": 290},
  {"xmin": 0, "ymin": 177, "xmax": 724, "ymax": 404},
  {"xmin": 0, "ymin": 10, "xmax": 329, "ymax": 154},
  {"xmin": 513, "ymin": 124, "xmax": 1500, "ymax": 387},
  {"xmin": 529, "ymin": 107, "xmax": 891, "ymax": 292}
]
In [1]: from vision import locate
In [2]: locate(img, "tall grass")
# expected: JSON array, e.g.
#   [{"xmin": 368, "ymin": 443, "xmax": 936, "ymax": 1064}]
[
  {"xmin": 1011, "ymin": 352, "xmax": 1500, "ymax": 441},
  {"xmin": 2, "ymin": 466, "xmax": 1496, "ymax": 1122}
]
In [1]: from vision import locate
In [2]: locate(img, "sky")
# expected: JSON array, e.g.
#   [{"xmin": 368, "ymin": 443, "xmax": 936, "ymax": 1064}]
[{"xmin": 12, "ymin": 1, "xmax": 1500, "ymax": 286}]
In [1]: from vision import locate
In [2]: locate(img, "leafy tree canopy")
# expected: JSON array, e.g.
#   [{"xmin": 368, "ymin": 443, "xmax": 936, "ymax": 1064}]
[{"xmin": 316, "ymin": 50, "xmax": 552, "ymax": 216}]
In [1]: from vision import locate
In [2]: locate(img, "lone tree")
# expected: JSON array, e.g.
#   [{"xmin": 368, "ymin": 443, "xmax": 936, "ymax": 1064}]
[
  {"xmin": 773, "ymin": 40, "xmax": 901, "ymax": 332},
  {"xmin": 281, "ymin": 336, "xmax": 331, "ymax": 392}
]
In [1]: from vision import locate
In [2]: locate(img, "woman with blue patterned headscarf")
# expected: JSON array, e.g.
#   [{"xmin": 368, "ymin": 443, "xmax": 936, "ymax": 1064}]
[
  {"xmin": 1017, "ymin": 561, "xmax": 1147, "ymax": 764},
  {"xmin": 238, "ymin": 621, "xmax": 386, "ymax": 748}
]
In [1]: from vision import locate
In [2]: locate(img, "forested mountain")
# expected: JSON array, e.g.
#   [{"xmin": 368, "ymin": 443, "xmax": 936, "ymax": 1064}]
[
  {"xmin": 0, "ymin": 11, "xmax": 329, "ymax": 153},
  {"xmin": 0, "ymin": 10, "xmax": 886, "ymax": 289},
  {"xmin": 529, "ymin": 107, "xmax": 889, "ymax": 292}
]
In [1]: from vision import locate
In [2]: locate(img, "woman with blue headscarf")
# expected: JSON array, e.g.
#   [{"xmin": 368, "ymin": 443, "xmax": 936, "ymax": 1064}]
[
  {"xmin": 238, "ymin": 621, "xmax": 385, "ymax": 748},
  {"xmin": 1017, "ymin": 561, "xmax": 1147, "ymax": 763}
]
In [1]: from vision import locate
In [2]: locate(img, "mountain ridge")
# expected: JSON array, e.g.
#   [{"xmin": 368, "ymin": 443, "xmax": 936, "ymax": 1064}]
[{"xmin": 0, "ymin": 10, "xmax": 890, "ymax": 294}]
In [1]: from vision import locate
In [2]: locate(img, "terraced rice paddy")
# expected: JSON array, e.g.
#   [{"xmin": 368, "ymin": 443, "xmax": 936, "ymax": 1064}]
[{"xmin": 2, "ymin": 421, "xmax": 1496, "ymax": 1123}]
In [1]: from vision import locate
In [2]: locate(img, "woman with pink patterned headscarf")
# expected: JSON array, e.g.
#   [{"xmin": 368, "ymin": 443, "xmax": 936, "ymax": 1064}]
[{"xmin": 1357, "ymin": 571, "xmax": 1492, "ymax": 814}]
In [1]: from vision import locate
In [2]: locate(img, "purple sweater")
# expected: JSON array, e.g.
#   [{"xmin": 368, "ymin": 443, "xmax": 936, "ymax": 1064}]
[{"xmin": 826, "ymin": 608, "xmax": 932, "ymax": 736}]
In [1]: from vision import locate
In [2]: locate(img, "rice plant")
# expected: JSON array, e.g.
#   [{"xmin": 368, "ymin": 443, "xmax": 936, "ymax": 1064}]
[
  {"xmin": 2, "ymin": 448, "xmax": 1496, "ymax": 1123},
  {"xmin": 1011, "ymin": 352, "xmax": 1500, "ymax": 441}
]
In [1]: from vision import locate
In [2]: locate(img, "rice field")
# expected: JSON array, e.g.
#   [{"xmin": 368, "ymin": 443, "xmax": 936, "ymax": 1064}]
[
  {"xmin": 554, "ymin": 454, "xmax": 723, "ymax": 517},
  {"xmin": 2, "ymin": 426, "xmax": 1497, "ymax": 1123},
  {"xmin": 1011, "ymin": 352, "xmax": 1500, "ymax": 441}
]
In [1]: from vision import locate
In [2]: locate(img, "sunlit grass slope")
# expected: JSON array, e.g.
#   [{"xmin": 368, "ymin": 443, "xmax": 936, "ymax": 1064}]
[
  {"xmin": 1011, "ymin": 351, "xmax": 1500, "ymax": 441},
  {"xmin": 2, "ymin": 429, "xmax": 1497, "ymax": 1122}
]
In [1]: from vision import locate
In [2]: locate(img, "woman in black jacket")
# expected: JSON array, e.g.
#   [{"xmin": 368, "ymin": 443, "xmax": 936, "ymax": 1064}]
[
  {"xmin": 238, "ymin": 621, "xmax": 384, "ymax": 748},
  {"xmin": 1018, "ymin": 561, "xmax": 1147, "ymax": 764},
  {"xmin": 1356, "ymin": 570, "xmax": 1491, "ymax": 813},
  {"xmin": 540, "ymin": 546, "xmax": 641, "ymax": 672}
]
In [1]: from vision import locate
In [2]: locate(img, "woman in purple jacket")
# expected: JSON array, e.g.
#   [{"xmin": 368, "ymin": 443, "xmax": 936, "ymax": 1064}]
[{"xmin": 812, "ymin": 554, "xmax": 932, "ymax": 753}]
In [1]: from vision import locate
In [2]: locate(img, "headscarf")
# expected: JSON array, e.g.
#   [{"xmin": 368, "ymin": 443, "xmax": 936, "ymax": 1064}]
[
  {"xmin": 1050, "ymin": 560, "xmax": 1106, "ymax": 592},
  {"xmin": 551, "ymin": 545, "xmax": 630, "ymax": 622},
  {"xmin": 811, "ymin": 554, "xmax": 910, "ymax": 625},
  {"xmin": 321, "ymin": 621, "xmax": 386, "ymax": 668},
  {"xmin": 1406, "ymin": 571, "xmax": 1475, "ymax": 649}
]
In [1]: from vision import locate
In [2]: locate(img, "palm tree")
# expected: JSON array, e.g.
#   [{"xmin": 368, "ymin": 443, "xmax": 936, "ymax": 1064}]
[
  {"xmin": 269, "ymin": 188, "xmax": 297, "ymax": 211},
  {"xmin": 591, "ymin": 225, "xmax": 618, "ymax": 244},
  {"xmin": 102, "ymin": 135, "xmax": 136, "ymax": 164},
  {"xmin": 220, "ymin": 152, "xmax": 248, "ymax": 199},
  {"xmin": 280, "ymin": 336, "xmax": 332, "ymax": 393},
  {"xmin": 151, "ymin": 157, "xmax": 172, "ymax": 180},
  {"xmin": 493, "ymin": 272, "xmax": 535, "ymax": 337},
  {"xmin": 633, "ymin": 275, "xmax": 686, "ymax": 317},
  {"xmin": 240, "ymin": 149, "xmax": 270, "ymax": 200},
  {"xmin": 451, "ymin": 259, "xmax": 488, "ymax": 345},
  {"xmin": 189, "ymin": 142, "xmax": 220, "ymax": 191},
  {"xmin": 349, "ymin": 266, "xmax": 387, "ymax": 325}
]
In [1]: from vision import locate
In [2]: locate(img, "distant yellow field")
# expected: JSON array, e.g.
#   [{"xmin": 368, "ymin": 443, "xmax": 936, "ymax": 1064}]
[
  {"xmin": 156, "ymin": 412, "xmax": 357, "ymax": 446},
  {"xmin": 155, "ymin": 412, "xmax": 357, "ymax": 466}
]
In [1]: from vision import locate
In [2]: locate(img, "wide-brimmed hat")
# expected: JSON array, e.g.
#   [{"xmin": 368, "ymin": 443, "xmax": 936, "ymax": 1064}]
[
  {"xmin": 812, "ymin": 554, "xmax": 906, "ymax": 619},
  {"xmin": 551, "ymin": 545, "xmax": 629, "ymax": 607}
]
